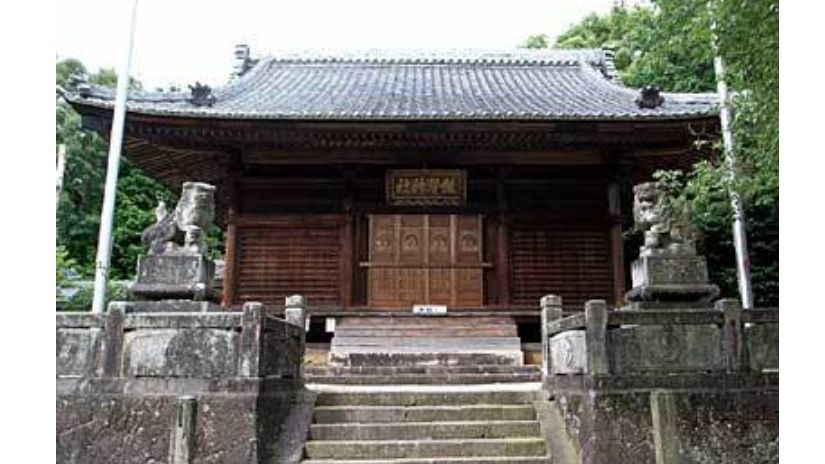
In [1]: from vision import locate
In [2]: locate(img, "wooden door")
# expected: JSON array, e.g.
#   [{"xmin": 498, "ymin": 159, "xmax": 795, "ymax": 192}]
[{"xmin": 367, "ymin": 214, "xmax": 484, "ymax": 308}]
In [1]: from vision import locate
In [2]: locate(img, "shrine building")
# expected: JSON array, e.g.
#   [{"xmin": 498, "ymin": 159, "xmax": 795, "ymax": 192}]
[{"xmin": 65, "ymin": 48, "xmax": 718, "ymax": 342}]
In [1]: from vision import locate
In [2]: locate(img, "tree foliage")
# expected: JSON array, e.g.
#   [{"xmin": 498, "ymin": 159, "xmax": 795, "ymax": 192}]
[
  {"xmin": 56, "ymin": 59, "xmax": 176, "ymax": 281},
  {"xmin": 521, "ymin": 34, "xmax": 550, "ymax": 49},
  {"xmin": 537, "ymin": 0, "xmax": 779, "ymax": 306}
]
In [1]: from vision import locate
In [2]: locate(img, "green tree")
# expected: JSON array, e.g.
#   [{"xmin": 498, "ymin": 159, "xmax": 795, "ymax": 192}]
[
  {"xmin": 521, "ymin": 34, "xmax": 550, "ymax": 49},
  {"xmin": 534, "ymin": 0, "xmax": 779, "ymax": 306},
  {"xmin": 56, "ymin": 59, "xmax": 176, "ymax": 280},
  {"xmin": 555, "ymin": 6, "xmax": 657, "ymax": 73}
]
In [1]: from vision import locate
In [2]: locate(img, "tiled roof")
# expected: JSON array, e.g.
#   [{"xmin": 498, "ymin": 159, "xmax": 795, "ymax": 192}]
[{"xmin": 64, "ymin": 49, "xmax": 717, "ymax": 121}]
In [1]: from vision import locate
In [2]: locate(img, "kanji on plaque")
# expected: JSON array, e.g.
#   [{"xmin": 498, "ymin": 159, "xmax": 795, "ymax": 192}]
[{"xmin": 386, "ymin": 170, "xmax": 466, "ymax": 206}]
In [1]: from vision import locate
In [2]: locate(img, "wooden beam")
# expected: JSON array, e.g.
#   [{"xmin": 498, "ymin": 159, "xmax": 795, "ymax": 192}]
[
  {"xmin": 235, "ymin": 213, "xmax": 348, "ymax": 227},
  {"xmin": 244, "ymin": 149, "xmax": 608, "ymax": 166}
]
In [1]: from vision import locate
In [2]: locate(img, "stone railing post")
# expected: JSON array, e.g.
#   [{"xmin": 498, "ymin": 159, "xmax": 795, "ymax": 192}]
[
  {"xmin": 285, "ymin": 295, "xmax": 307, "ymax": 379},
  {"xmin": 717, "ymin": 298, "xmax": 747, "ymax": 372},
  {"xmin": 285, "ymin": 294, "xmax": 307, "ymax": 330},
  {"xmin": 169, "ymin": 395, "xmax": 197, "ymax": 464},
  {"xmin": 540, "ymin": 294, "xmax": 563, "ymax": 379},
  {"xmin": 100, "ymin": 302, "xmax": 126, "ymax": 377},
  {"xmin": 239, "ymin": 301, "xmax": 264, "ymax": 377},
  {"xmin": 585, "ymin": 299, "xmax": 610, "ymax": 375},
  {"xmin": 651, "ymin": 390, "xmax": 681, "ymax": 464}
]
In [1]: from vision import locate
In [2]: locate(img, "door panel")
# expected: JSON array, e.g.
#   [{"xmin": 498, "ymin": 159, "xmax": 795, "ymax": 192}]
[{"xmin": 367, "ymin": 214, "xmax": 484, "ymax": 308}]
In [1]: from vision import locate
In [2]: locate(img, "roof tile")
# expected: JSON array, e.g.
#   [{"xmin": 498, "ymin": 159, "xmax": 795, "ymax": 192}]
[{"xmin": 65, "ymin": 49, "xmax": 717, "ymax": 121}]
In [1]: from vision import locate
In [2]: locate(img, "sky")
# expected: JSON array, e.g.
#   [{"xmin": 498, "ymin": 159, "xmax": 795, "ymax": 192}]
[{"xmin": 56, "ymin": 0, "xmax": 627, "ymax": 89}]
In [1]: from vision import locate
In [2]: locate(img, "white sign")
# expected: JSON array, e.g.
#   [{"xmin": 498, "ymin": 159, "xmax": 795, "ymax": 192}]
[
  {"xmin": 325, "ymin": 317, "xmax": 336, "ymax": 333},
  {"xmin": 412, "ymin": 304, "xmax": 448, "ymax": 315}
]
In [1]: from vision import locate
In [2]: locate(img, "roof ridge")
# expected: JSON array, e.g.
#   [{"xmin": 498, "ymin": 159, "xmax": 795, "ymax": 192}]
[{"xmin": 254, "ymin": 48, "xmax": 607, "ymax": 66}]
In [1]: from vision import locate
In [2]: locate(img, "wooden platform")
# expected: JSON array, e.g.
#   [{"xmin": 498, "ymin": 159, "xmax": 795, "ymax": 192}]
[{"xmin": 329, "ymin": 316, "xmax": 524, "ymax": 367}]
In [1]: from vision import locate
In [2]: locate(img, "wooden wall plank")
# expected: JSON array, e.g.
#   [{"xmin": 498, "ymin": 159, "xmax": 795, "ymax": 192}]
[{"xmin": 234, "ymin": 215, "xmax": 345, "ymax": 307}]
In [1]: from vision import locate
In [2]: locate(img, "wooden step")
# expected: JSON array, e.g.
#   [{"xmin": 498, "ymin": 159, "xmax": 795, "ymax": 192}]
[
  {"xmin": 334, "ymin": 326, "xmax": 518, "ymax": 337},
  {"xmin": 332, "ymin": 337, "xmax": 522, "ymax": 351},
  {"xmin": 329, "ymin": 316, "xmax": 523, "ymax": 367},
  {"xmin": 329, "ymin": 351, "xmax": 524, "ymax": 367},
  {"xmin": 337, "ymin": 316, "xmax": 516, "ymax": 328}
]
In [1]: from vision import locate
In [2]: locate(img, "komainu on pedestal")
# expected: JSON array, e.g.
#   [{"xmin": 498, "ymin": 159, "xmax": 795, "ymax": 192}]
[
  {"xmin": 130, "ymin": 181, "xmax": 218, "ymax": 303},
  {"xmin": 624, "ymin": 181, "xmax": 719, "ymax": 309}
]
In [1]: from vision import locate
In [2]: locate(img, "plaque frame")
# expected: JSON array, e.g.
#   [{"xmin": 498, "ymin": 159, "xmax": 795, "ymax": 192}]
[{"xmin": 386, "ymin": 169, "xmax": 467, "ymax": 206}]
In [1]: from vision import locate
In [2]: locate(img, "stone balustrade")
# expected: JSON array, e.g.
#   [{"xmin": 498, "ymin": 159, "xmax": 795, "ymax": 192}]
[
  {"xmin": 538, "ymin": 295, "xmax": 779, "ymax": 464},
  {"xmin": 57, "ymin": 301, "xmax": 305, "ymax": 381},
  {"xmin": 540, "ymin": 296, "xmax": 778, "ymax": 380},
  {"xmin": 56, "ymin": 298, "xmax": 309, "ymax": 464}
]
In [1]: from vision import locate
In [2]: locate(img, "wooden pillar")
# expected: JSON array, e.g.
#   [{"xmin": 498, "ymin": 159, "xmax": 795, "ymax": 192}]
[
  {"xmin": 608, "ymin": 181, "xmax": 625, "ymax": 307},
  {"xmin": 341, "ymin": 186, "xmax": 355, "ymax": 308},
  {"xmin": 495, "ymin": 169, "xmax": 511, "ymax": 306},
  {"xmin": 607, "ymin": 156, "xmax": 629, "ymax": 308},
  {"xmin": 221, "ymin": 152, "xmax": 242, "ymax": 308}
]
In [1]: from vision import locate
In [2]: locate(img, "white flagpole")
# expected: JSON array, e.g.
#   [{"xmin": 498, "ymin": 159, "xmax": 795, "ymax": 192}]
[
  {"xmin": 711, "ymin": 2, "xmax": 755, "ymax": 309},
  {"xmin": 56, "ymin": 144, "xmax": 66, "ymax": 210},
  {"xmin": 91, "ymin": 0, "xmax": 140, "ymax": 313}
]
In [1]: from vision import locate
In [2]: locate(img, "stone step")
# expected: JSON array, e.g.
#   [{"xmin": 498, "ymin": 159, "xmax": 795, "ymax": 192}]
[
  {"xmin": 332, "ymin": 337, "xmax": 522, "ymax": 351},
  {"xmin": 315, "ymin": 391, "xmax": 543, "ymax": 407},
  {"xmin": 310, "ymin": 420, "xmax": 542, "ymax": 441},
  {"xmin": 334, "ymin": 327, "xmax": 518, "ymax": 337},
  {"xmin": 301, "ymin": 457, "xmax": 552, "ymax": 464},
  {"xmin": 306, "ymin": 365, "xmax": 540, "ymax": 376},
  {"xmin": 306, "ymin": 372, "xmax": 541, "ymax": 385},
  {"xmin": 329, "ymin": 351, "xmax": 523, "ymax": 367},
  {"xmin": 313, "ymin": 405, "xmax": 537, "ymax": 424},
  {"xmin": 303, "ymin": 438, "xmax": 548, "ymax": 459},
  {"xmin": 337, "ymin": 317, "xmax": 515, "ymax": 328}
]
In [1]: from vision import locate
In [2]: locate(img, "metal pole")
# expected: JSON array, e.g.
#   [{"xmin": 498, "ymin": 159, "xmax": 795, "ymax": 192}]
[
  {"xmin": 91, "ymin": 0, "xmax": 139, "ymax": 313},
  {"xmin": 56, "ymin": 144, "xmax": 66, "ymax": 210},
  {"xmin": 711, "ymin": 5, "xmax": 754, "ymax": 309}
]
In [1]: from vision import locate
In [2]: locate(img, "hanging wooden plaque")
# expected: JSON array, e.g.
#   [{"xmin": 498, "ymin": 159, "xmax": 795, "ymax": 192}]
[{"xmin": 386, "ymin": 169, "xmax": 466, "ymax": 206}]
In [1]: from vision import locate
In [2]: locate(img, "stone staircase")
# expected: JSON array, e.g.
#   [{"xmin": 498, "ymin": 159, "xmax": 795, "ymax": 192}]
[
  {"xmin": 328, "ymin": 316, "xmax": 524, "ymax": 367},
  {"xmin": 301, "ymin": 389, "xmax": 551, "ymax": 463},
  {"xmin": 298, "ymin": 315, "xmax": 557, "ymax": 463}
]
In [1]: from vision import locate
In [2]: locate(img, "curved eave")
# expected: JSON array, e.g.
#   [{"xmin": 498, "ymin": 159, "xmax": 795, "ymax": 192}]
[{"xmin": 66, "ymin": 96, "xmax": 717, "ymax": 123}]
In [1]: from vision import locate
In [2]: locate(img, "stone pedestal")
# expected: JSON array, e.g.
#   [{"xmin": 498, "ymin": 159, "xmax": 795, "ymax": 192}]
[
  {"xmin": 131, "ymin": 255, "xmax": 215, "ymax": 301},
  {"xmin": 624, "ymin": 254, "xmax": 719, "ymax": 309}
]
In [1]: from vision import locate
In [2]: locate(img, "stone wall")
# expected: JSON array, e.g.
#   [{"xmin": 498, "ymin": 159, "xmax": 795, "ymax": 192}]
[
  {"xmin": 552, "ymin": 374, "xmax": 779, "ymax": 464},
  {"xmin": 56, "ymin": 302, "xmax": 306, "ymax": 464},
  {"xmin": 542, "ymin": 298, "xmax": 779, "ymax": 464}
]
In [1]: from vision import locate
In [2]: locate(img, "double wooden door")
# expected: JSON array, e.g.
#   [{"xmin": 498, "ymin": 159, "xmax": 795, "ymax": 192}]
[{"xmin": 366, "ymin": 214, "xmax": 484, "ymax": 308}]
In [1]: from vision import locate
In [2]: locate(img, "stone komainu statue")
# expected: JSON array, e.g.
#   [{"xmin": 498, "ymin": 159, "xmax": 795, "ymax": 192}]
[
  {"xmin": 142, "ymin": 182, "xmax": 216, "ymax": 256},
  {"xmin": 633, "ymin": 181, "xmax": 697, "ymax": 257}
]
